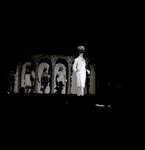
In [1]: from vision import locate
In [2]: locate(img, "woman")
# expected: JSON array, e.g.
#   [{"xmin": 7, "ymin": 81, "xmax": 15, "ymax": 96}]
[
  {"xmin": 24, "ymin": 65, "xmax": 31, "ymax": 93},
  {"xmin": 55, "ymin": 66, "xmax": 67, "ymax": 94},
  {"xmin": 56, "ymin": 66, "xmax": 67, "ymax": 86},
  {"xmin": 73, "ymin": 46, "xmax": 90, "ymax": 96},
  {"xmin": 30, "ymin": 67, "xmax": 36, "ymax": 93},
  {"xmin": 41, "ymin": 66, "xmax": 50, "ymax": 94}
]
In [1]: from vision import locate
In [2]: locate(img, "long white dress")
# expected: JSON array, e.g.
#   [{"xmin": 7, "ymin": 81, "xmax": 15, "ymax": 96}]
[{"xmin": 73, "ymin": 56, "xmax": 86, "ymax": 88}]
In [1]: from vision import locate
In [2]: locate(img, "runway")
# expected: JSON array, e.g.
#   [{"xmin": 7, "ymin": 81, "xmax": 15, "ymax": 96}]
[
  {"xmin": 1, "ymin": 93, "xmax": 119, "ymax": 137},
  {"xmin": 2, "ymin": 93, "xmax": 115, "ymax": 118},
  {"xmin": 4, "ymin": 93, "xmax": 113, "ymax": 107}
]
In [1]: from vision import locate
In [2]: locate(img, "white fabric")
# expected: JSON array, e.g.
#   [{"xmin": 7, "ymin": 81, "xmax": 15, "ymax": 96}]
[
  {"xmin": 57, "ymin": 71, "xmax": 65, "ymax": 84},
  {"xmin": 76, "ymin": 73, "xmax": 86, "ymax": 88},
  {"xmin": 73, "ymin": 56, "xmax": 86, "ymax": 87},
  {"xmin": 25, "ymin": 74, "xmax": 31, "ymax": 86}
]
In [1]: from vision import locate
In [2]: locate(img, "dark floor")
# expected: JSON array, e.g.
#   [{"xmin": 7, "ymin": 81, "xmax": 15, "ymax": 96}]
[
  {"xmin": 2, "ymin": 93, "xmax": 115, "ymax": 119},
  {"xmin": 4, "ymin": 93, "xmax": 113, "ymax": 106},
  {"xmin": 2, "ymin": 93, "xmax": 123, "ymax": 141}
]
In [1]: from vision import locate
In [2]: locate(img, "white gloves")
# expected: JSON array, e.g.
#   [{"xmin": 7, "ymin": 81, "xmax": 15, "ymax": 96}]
[{"xmin": 86, "ymin": 69, "xmax": 90, "ymax": 74}]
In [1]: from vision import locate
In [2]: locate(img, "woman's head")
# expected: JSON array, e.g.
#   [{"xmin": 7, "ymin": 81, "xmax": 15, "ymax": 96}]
[
  {"xmin": 77, "ymin": 45, "xmax": 86, "ymax": 55},
  {"xmin": 26, "ymin": 65, "xmax": 31, "ymax": 73},
  {"xmin": 58, "ymin": 66, "xmax": 63, "ymax": 71},
  {"xmin": 43, "ymin": 66, "xmax": 47, "ymax": 72},
  {"xmin": 79, "ymin": 52, "xmax": 84, "ymax": 57}
]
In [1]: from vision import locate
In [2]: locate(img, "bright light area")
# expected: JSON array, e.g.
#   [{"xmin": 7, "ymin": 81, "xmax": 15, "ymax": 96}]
[
  {"xmin": 95, "ymin": 104, "xmax": 111, "ymax": 107},
  {"xmin": 95, "ymin": 104, "xmax": 105, "ymax": 107}
]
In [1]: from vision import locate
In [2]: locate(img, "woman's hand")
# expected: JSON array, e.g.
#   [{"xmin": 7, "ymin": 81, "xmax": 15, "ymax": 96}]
[{"xmin": 86, "ymin": 69, "xmax": 90, "ymax": 74}]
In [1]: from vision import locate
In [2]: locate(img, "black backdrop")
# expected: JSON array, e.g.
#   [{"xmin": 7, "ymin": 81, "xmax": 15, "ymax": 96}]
[{"xmin": 2, "ymin": 4, "xmax": 127, "ymax": 94}]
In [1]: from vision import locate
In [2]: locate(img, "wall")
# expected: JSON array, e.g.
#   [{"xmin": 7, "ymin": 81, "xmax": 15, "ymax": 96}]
[{"xmin": 13, "ymin": 54, "xmax": 96, "ymax": 94}]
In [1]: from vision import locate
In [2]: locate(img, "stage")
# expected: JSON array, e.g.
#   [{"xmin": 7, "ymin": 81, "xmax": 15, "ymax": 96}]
[
  {"xmin": 2, "ymin": 93, "xmax": 116, "ymax": 118},
  {"xmin": 4, "ymin": 93, "xmax": 113, "ymax": 106},
  {"xmin": 1, "ymin": 93, "xmax": 122, "ymax": 136}
]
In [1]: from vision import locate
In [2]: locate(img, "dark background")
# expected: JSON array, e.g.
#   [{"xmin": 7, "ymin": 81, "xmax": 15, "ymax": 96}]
[
  {"xmin": 3, "ymin": 16, "xmax": 125, "ymax": 71},
  {"xmin": 2, "ymin": 2, "xmax": 128, "ymax": 60},
  {"xmin": 2, "ymin": 2, "xmax": 129, "ymax": 94}
]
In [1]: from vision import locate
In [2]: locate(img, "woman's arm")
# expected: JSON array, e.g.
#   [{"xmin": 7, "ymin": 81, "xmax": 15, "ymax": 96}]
[
  {"xmin": 41, "ymin": 74, "xmax": 43, "ymax": 85},
  {"xmin": 73, "ymin": 58, "xmax": 78, "ymax": 72},
  {"xmin": 64, "ymin": 75, "xmax": 67, "ymax": 82},
  {"xmin": 85, "ymin": 63, "xmax": 90, "ymax": 74},
  {"xmin": 56, "ymin": 74, "xmax": 59, "ymax": 85},
  {"xmin": 86, "ymin": 69, "xmax": 90, "ymax": 74}
]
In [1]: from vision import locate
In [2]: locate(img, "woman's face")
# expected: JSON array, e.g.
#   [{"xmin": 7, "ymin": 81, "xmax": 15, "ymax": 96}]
[
  {"xmin": 26, "ymin": 67, "xmax": 30, "ymax": 72},
  {"xmin": 79, "ymin": 53, "xmax": 83, "ymax": 57},
  {"xmin": 59, "ymin": 67, "xmax": 63, "ymax": 71},
  {"xmin": 44, "ymin": 68, "xmax": 47, "ymax": 72}
]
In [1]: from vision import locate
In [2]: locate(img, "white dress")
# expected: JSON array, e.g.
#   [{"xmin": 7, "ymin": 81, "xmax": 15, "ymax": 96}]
[
  {"xmin": 57, "ymin": 71, "xmax": 65, "ymax": 84},
  {"xmin": 73, "ymin": 56, "xmax": 86, "ymax": 88},
  {"xmin": 25, "ymin": 74, "xmax": 31, "ymax": 87}
]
